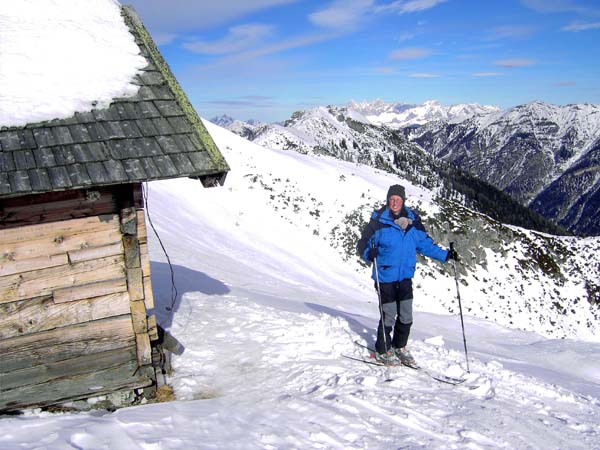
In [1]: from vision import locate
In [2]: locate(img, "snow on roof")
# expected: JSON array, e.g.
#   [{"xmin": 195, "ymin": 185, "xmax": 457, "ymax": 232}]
[{"xmin": 0, "ymin": 0, "xmax": 146, "ymax": 128}]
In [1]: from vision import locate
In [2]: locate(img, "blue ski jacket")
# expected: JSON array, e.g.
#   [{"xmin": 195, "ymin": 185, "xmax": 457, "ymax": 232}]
[{"xmin": 357, "ymin": 205, "xmax": 448, "ymax": 283}]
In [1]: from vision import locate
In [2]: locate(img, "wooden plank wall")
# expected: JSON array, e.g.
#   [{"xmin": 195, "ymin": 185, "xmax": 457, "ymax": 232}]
[
  {"xmin": 0, "ymin": 187, "xmax": 122, "ymax": 230},
  {"xmin": 0, "ymin": 184, "xmax": 158, "ymax": 411}
]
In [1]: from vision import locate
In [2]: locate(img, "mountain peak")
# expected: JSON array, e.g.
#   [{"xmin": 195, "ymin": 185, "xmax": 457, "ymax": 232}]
[{"xmin": 210, "ymin": 114, "xmax": 235, "ymax": 127}]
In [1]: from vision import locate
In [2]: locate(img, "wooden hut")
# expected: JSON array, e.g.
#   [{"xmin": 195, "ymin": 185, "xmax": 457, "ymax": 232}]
[{"xmin": 0, "ymin": 6, "xmax": 229, "ymax": 411}]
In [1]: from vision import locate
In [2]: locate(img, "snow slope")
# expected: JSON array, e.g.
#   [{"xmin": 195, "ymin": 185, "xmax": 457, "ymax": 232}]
[{"xmin": 1, "ymin": 122, "xmax": 599, "ymax": 449}]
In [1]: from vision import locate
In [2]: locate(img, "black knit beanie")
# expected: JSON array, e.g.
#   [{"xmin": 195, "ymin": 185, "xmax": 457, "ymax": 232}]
[{"xmin": 387, "ymin": 184, "xmax": 406, "ymax": 203}]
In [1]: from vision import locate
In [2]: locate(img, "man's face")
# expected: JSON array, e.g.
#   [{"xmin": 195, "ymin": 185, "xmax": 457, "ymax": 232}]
[{"xmin": 388, "ymin": 195, "xmax": 403, "ymax": 214}]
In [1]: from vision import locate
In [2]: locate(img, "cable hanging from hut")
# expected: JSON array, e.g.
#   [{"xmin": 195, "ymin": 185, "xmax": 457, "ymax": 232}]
[{"xmin": 142, "ymin": 182, "xmax": 178, "ymax": 313}]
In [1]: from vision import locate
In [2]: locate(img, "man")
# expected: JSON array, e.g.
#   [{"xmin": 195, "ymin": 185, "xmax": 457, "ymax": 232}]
[{"xmin": 357, "ymin": 184, "xmax": 458, "ymax": 366}]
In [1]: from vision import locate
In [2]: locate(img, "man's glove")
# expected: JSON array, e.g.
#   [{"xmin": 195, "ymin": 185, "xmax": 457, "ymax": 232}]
[
  {"xmin": 446, "ymin": 247, "xmax": 459, "ymax": 261},
  {"xmin": 367, "ymin": 246, "xmax": 379, "ymax": 261}
]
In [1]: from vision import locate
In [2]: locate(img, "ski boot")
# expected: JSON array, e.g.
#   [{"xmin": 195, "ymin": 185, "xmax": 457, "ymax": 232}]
[
  {"xmin": 394, "ymin": 347, "xmax": 418, "ymax": 368},
  {"xmin": 374, "ymin": 350, "xmax": 401, "ymax": 366}
]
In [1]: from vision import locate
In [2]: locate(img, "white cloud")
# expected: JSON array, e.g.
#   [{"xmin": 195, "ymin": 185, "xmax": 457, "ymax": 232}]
[
  {"xmin": 205, "ymin": 95, "xmax": 277, "ymax": 108},
  {"xmin": 561, "ymin": 21, "xmax": 600, "ymax": 31},
  {"xmin": 236, "ymin": 33, "xmax": 335, "ymax": 59},
  {"xmin": 183, "ymin": 24, "xmax": 274, "ymax": 54},
  {"xmin": 397, "ymin": 0, "xmax": 448, "ymax": 13},
  {"xmin": 389, "ymin": 47, "xmax": 432, "ymax": 60},
  {"xmin": 193, "ymin": 32, "xmax": 334, "ymax": 71},
  {"xmin": 309, "ymin": 0, "xmax": 374, "ymax": 30},
  {"xmin": 376, "ymin": 0, "xmax": 448, "ymax": 14},
  {"xmin": 374, "ymin": 66, "xmax": 397, "ymax": 74},
  {"xmin": 409, "ymin": 72, "xmax": 439, "ymax": 78},
  {"xmin": 489, "ymin": 25, "xmax": 538, "ymax": 39},
  {"xmin": 494, "ymin": 58, "xmax": 536, "ymax": 68},
  {"xmin": 152, "ymin": 32, "xmax": 178, "ymax": 46},
  {"xmin": 520, "ymin": 0, "xmax": 592, "ymax": 14},
  {"xmin": 309, "ymin": 0, "xmax": 448, "ymax": 31},
  {"xmin": 397, "ymin": 32, "xmax": 416, "ymax": 41},
  {"xmin": 473, "ymin": 72, "xmax": 504, "ymax": 77}
]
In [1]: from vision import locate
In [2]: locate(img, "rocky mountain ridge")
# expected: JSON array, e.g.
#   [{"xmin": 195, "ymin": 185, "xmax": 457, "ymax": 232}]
[{"xmin": 406, "ymin": 101, "xmax": 600, "ymax": 235}]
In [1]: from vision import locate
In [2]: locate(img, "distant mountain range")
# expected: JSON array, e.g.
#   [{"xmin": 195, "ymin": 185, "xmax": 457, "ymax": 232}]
[
  {"xmin": 347, "ymin": 99, "xmax": 500, "ymax": 128},
  {"xmin": 210, "ymin": 114, "xmax": 264, "ymax": 140},
  {"xmin": 210, "ymin": 99, "xmax": 600, "ymax": 236}
]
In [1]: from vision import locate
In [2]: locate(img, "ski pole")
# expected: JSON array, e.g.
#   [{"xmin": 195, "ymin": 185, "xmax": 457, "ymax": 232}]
[
  {"xmin": 372, "ymin": 243, "xmax": 392, "ymax": 377},
  {"xmin": 450, "ymin": 242, "xmax": 470, "ymax": 373}
]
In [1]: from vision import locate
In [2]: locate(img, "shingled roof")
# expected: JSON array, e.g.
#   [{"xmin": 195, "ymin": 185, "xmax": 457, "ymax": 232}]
[{"xmin": 0, "ymin": 6, "xmax": 229, "ymax": 199}]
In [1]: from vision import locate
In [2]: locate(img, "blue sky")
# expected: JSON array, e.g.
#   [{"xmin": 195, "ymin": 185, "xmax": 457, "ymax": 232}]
[{"xmin": 126, "ymin": 0, "xmax": 600, "ymax": 122}]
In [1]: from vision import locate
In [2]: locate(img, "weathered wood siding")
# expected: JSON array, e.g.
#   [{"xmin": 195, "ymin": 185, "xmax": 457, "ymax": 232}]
[
  {"xmin": 0, "ymin": 187, "xmax": 124, "ymax": 230},
  {"xmin": 0, "ymin": 184, "xmax": 157, "ymax": 411}
]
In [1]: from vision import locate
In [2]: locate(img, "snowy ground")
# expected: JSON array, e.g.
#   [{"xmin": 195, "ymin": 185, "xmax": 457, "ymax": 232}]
[{"xmin": 1, "ymin": 123, "xmax": 600, "ymax": 449}]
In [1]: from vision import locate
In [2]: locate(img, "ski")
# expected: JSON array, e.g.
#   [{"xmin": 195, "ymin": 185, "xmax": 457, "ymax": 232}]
[
  {"xmin": 423, "ymin": 370, "xmax": 466, "ymax": 386},
  {"xmin": 342, "ymin": 354, "xmax": 391, "ymax": 367},
  {"xmin": 352, "ymin": 340, "xmax": 466, "ymax": 385}
]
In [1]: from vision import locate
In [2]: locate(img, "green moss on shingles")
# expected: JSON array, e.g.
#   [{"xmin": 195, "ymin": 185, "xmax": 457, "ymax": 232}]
[{"xmin": 122, "ymin": 6, "xmax": 229, "ymax": 174}]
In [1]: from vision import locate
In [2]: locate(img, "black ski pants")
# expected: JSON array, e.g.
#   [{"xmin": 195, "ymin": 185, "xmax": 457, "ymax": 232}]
[{"xmin": 375, "ymin": 279, "xmax": 413, "ymax": 354}]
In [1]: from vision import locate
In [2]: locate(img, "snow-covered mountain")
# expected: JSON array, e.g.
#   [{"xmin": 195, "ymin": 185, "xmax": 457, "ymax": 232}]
[
  {"xmin": 408, "ymin": 101, "xmax": 600, "ymax": 235},
  {"xmin": 253, "ymin": 105, "xmax": 416, "ymax": 163},
  {"xmin": 348, "ymin": 99, "xmax": 500, "ymax": 128}
]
